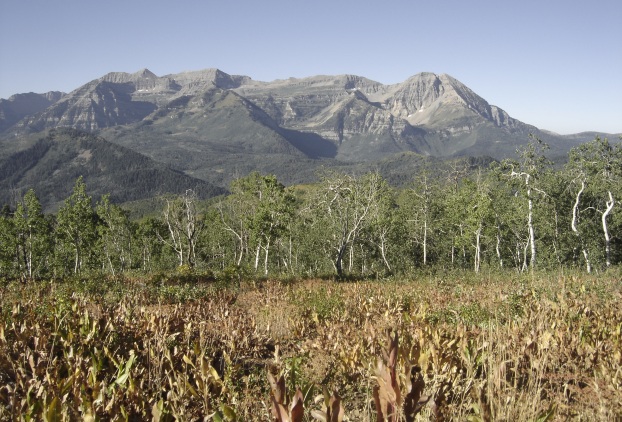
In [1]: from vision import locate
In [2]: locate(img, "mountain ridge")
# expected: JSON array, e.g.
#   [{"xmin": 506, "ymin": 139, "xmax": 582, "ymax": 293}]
[
  {"xmin": 1, "ymin": 68, "xmax": 618, "ymax": 195},
  {"xmin": 0, "ymin": 91, "xmax": 65, "ymax": 132},
  {"xmin": 0, "ymin": 128, "xmax": 225, "ymax": 211}
]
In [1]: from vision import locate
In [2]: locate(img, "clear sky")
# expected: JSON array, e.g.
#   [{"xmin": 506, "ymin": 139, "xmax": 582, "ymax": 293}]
[{"xmin": 1, "ymin": 0, "xmax": 620, "ymax": 135}]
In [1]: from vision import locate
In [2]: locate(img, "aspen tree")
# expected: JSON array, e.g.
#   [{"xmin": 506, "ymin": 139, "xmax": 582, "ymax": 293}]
[
  {"xmin": 503, "ymin": 136, "xmax": 551, "ymax": 271},
  {"xmin": 56, "ymin": 177, "xmax": 98, "ymax": 274},
  {"xmin": 13, "ymin": 189, "xmax": 50, "ymax": 279}
]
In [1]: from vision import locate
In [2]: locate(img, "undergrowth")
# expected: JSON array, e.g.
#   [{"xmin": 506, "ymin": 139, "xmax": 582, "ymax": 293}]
[{"xmin": 0, "ymin": 270, "xmax": 620, "ymax": 420}]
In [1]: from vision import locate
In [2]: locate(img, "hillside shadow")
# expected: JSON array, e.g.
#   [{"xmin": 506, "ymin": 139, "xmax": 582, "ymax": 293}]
[{"xmin": 280, "ymin": 128, "xmax": 338, "ymax": 159}]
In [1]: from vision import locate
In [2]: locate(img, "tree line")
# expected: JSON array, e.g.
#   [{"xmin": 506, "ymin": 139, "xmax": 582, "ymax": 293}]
[{"xmin": 1, "ymin": 136, "xmax": 620, "ymax": 280}]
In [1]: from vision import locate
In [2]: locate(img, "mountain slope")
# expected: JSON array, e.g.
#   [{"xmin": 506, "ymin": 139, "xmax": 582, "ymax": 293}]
[
  {"xmin": 0, "ymin": 91, "xmax": 64, "ymax": 132},
  {"xmin": 1, "ymin": 68, "xmax": 614, "ymax": 191},
  {"xmin": 231, "ymin": 71, "xmax": 545, "ymax": 158},
  {"xmin": 0, "ymin": 128, "xmax": 225, "ymax": 211},
  {"xmin": 99, "ymin": 86, "xmax": 328, "ymax": 186}
]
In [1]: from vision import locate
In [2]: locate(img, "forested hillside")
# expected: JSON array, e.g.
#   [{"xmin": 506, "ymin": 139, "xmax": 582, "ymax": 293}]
[
  {"xmin": 0, "ymin": 128, "xmax": 225, "ymax": 211},
  {"xmin": 1, "ymin": 136, "xmax": 620, "ymax": 279}
]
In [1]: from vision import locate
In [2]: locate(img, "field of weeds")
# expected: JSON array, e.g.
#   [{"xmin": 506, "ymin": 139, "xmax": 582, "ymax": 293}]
[{"xmin": 0, "ymin": 272, "xmax": 621, "ymax": 421}]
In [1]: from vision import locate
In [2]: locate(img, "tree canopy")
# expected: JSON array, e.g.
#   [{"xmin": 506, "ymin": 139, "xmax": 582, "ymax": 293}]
[{"xmin": 0, "ymin": 137, "xmax": 620, "ymax": 280}]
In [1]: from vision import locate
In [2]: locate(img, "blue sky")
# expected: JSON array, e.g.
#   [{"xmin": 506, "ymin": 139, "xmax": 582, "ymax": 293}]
[{"xmin": 1, "ymin": 0, "xmax": 620, "ymax": 134}]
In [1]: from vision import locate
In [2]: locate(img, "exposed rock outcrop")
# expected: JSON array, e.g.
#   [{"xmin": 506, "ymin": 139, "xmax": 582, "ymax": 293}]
[
  {"xmin": 2, "ymin": 68, "xmax": 586, "ymax": 162},
  {"xmin": 0, "ymin": 91, "xmax": 64, "ymax": 132}
]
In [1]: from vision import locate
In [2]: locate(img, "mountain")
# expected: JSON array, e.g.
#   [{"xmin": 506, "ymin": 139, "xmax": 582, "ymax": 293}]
[
  {"xmin": 1, "ymin": 68, "xmax": 616, "ymax": 191},
  {"xmin": 0, "ymin": 91, "xmax": 64, "ymax": 133},
  {"xmin": 0, "ymin": 128, "xmax": 225, "ymax": 211}
]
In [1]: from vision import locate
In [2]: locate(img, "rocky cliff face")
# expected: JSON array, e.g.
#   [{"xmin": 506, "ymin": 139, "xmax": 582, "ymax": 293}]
[
  {"xmin": 0, "ymin": 91, "xmax": 64, "ymax": 132},
  {"xmin": 229, "ymin": 71, "xmax": 529, "ymax": 156},
  {"xmin": 3, "ymin": 67, "xmax": 576, "ymax": 162},
  {"xmin": 13, "ymin": 68, "xmax": 244, "ymax": 131},
  {"xmin": 17, "ymin": 79, "xmax": 157, "ymax": 132},
  {"xmin": 385, "ymin": 72, "xmax": 446, "ymax": 118}
]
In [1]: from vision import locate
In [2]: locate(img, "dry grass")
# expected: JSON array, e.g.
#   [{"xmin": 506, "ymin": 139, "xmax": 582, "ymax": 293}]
[{"xmin": 0, "ymin": 272, "xmax": 620, "ymax": 420}]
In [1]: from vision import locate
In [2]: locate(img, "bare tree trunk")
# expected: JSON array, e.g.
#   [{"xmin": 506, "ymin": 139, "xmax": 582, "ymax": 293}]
[
  {"xmin": 27, "ymin": 234, "xmax": 32, "ymax": 278},
  {"xmin": 104, "ymin": 245, "xmax": 116, "ymax": 276},
  {"xmin": 348, "ymin": 245, "xmax": 354, "ymax": 272},
  {"xmin": 474, "ymin": 223, "xmax": 482, "ymax": 273},
  {"xmin": 289, "ymin": 235, "xmax": 293, "ymax": 273},
  {"xmin": 602, "ymin": 191, "xmax": 615, "ymax": 267},
  {"xmin": 236, "ymin": 243, "xmax": 244, "ymax": 266},
  {"xmin": 459, "ymin": 224, "xmax": 466, "ymax": 264},
  {"xmin": 161, "ymin": 199, "xmax": 184, "ymax": 267},
  {"xmin": 254, "ymin": 242, "xmax": 261, "ymax": 272},
  {"xmin": 75, "ymin": 248, "xmax": 79, "ymax": 274},
  {"xmin": 263, "ymin": 238, "xmax": 271, "ymax": 276},
  {"xmin": 218, "ymin": 203, "xmax": 245, "ymax": 267},
  {"xmin": 522, "ymin": 241, "xmax": 529, "ymax": 272},
  {"xmin": 526, "ymin": 182, "xmax": 536, "ymax": 270},
  {"xmin": 379, "ymin": 236, "xmax": 391, "ymax": 272},
  {"xmin": 495, "ymin": 216, "xmax": 503, "ymax": 268},
  {"xmin": 571, "ymin": 180, "xmax": 591, "ymax": 273},
  {"xmin": 335, "ymin": 244, "xmax": 346, "ymax": 277}
]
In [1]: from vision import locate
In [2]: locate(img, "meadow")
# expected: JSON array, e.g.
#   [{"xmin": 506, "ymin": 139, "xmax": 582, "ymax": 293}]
[{"xmin": 0, "ymin": 270, "xmax": 621, "ymax": 421}]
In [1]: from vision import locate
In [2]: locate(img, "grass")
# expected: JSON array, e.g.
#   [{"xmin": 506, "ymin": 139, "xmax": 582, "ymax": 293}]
[{"xmin": 0, "ymin": 270, "xmax": 620, "ymax": 420}]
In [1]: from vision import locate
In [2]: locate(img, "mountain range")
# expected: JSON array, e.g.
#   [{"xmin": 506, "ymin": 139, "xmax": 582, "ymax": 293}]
[{"xmin": 0, "ymin": 68, "xmax": 617, "ymax": 210}]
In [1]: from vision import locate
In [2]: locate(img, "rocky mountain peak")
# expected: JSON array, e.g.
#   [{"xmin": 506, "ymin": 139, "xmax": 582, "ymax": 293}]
[
  {"xmin": 168, "ymin": 68, "xmax": 246, "ymax": 93},
  {"xmin": 100, "ymin": 71, "xmax": 135, "ymax": 84},
  {"xmin": 100, "ymin": 69, "xmax": 171, "ymax": 92},
  {"xmin": 133, "ymin": 68, "xmax": 158, "ymax": 79},
  {"xmin": 3, "ymin": 67, "xmax": 577, "ymax": 165},
  {"xmin": 42, "ymin": 91, "xmax": 65, "ymax": 103},
  {"xmin": 386, "ymin": 72, "xmax": 445, "ymax": 118},
  {"xmin": 381, "ymin": 72, "xmax": 516, "ymax": 129}
]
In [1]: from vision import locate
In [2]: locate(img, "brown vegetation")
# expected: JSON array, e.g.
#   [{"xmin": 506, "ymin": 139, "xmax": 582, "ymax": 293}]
[{"xmin": 0, "ymin": 272, "xmax": 621, "ymax": 420}]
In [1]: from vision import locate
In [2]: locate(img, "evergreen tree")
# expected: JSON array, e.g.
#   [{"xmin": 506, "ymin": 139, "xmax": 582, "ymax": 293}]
[{"xmin": 0, "ymin": 209, "xmax": 17, "ymax": 278}]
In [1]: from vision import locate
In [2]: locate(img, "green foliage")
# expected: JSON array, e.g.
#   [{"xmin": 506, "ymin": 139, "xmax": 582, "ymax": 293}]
[
  {"xmin": 0, "ymin": 128, "xmax": 225, "ymax": 211},
  {"xmin": 159, "ymin": 190, "xmax": 204, "ymax": 268},
  {"xmin": 55, "ymin": 176, "xmax": 99, "ymax": 275},
  {"xmin": 297, "ymin": 285, "xmax": 344, "ymax": 322},
  {"xmin": 0, "ymin": 136, "xmax": 620, "ymax": 281},
  {"xmin": 217, "ymin": 172, "xmax": 297, "ymax": 276}
]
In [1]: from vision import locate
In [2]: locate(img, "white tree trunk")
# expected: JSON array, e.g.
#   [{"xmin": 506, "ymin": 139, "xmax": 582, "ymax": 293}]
[
  {"xmin": 571, "ymin": 180, "xmax": 591, "ymax": 273},
  {"xmin": 527, "ymin": 183, "xmax": 536, "ymax": 270},
  {"xmin": 602, "ymin": 191, "xmax": 615, "ymax": 267},
  {"xmin": 27, "ymin": 231, "xmax": 33, "ymax": 278},
  {"xmin": 379, "ymin": 236, "xmax": 391, "ymax": 271},
  {"xmin": 263, "ymin": 238, "xmax": 271, "ymax": 276},
  {"xmin": 474, "ymin": 223, "xmax": 482, "ymax": 273},
  {"xmin": 254, "ymin": 242, "xmax": 261, "ymax": 271},
  {"xmin": 522, "ymin": 241, "xmax": 529, "ymax": 272},
  {"xmin": 495, "ymin": 216, "xmax": 503, "ymax": 268},
  {"xmin": 348, "ymin": 245, "xmax": 354, "ymax": 272}
]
